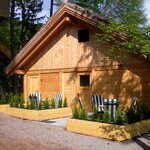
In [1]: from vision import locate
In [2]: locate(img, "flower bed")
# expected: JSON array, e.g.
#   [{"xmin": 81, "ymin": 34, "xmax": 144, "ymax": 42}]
[
  {"xmin": 67, "ymin": 118, "xmax": 150, "ymax": 141},
  {"xmin": 0, "ymin": 105, "xmax": 71, "ymax": 120}
]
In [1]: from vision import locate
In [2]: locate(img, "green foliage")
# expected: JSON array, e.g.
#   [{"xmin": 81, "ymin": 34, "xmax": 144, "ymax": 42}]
[
  {"xmin": 0, "ymin": 62, "xmax": 11, "ymax": 100},
  {"xmin": 108, "ymin": 0, "xmax": 146, "ymax": 25},
  {"xmin": 38, "ymin": 100, "xmax": 43, "ymax": 110},
  {"xmin": 103, "ymin": 109, "xmax": 110, "ymax": 123},
  {"xmin": 0, "ymin": 21, "xmax": 10, "ymax": 46},
  {"xmin": 123, "ymin": 102, "xmax": 150, "ymax": 124},
  {"xmin": 26, "ymin": 100, "xmax": 30, "ymax": 109},
  {"xmin": 51, "ymin": 99, "xmax": 55, "ymax": 108},
  {"xmin": 19, "ymin": 93, "xmax": 24, "ymax": 108},
  {"xmin": 70, "ymin": 0, "xmax": 147, "ymax": 25},
  {"xmin": 124, "ymin": 108, "xmax": 139, "ymax": 124},
  {"xmin": 92, "ymin": 105, "xmax": 99, "ymax": 121},
  {"xmin": 29, "ymin": 100, "xmax": 35, "ymax": 110},
  {"xmin": 63, "ymin": 97, "xmax": 68, "ymax": 107},
  {"xmin": 8, "ymin": 93, "xmax": 24, "ymax": 108},
  {"xmin": 72, "ymin": 105, "xmax": 87, "ymax": 120},
  {"xmin": 9, "ymin": 93, "xmax": 14, "ymax": 107},
  {"xmin": 58, "ymin": 99, "xmax": 62, "ymax": 108},
  {"xmin": 0, "ymin": 95, "xmax": 6, "ymax": 104},
  {"xmin": 97, "ymin": 20, "xmax": 150, "ymax": 59},
  {"xmin": 44, "ymin": 98, "xmax": 50, "ymax": 109},
  {"xmin": 124, "ymin": 101, "xmax": 150, "ymax": 124},
  {"xmin": 137, "ymin": 102, "xmax": 150, "ymax": 120},
  {"xmin": 13, "ymin": 94, "xmax": 19, "ymax": 108},
  {"xmin": 80, "ymin": 107, "xmax": 88, "ymax": 120},
  {"xmin": 72, "ymin": 106, "xmax": 80, "ymax": 119},
  {"xmin": 15, "ymin": 0, "xmax": 44, "ymax": 49},
  {"xmin": 114, "ymin": 108, "xmax": 123, "ymax": 125}
]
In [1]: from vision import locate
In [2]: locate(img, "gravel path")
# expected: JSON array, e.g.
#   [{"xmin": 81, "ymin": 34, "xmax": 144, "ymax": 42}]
[{"xmin": 0, "ymin": 113, "xmax": 149, "ymax": 150}]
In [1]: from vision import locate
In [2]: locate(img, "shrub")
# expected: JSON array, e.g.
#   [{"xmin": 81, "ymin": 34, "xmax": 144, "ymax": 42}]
[
  {"xmin": 10, "ymin": 99, "xmax": 13, "ymax": 107},
  {"xmin": 72, "ymin": 106, "xmax": 80, "ymax": 119},
  {"xmin": 44, "ymin": 98, "xmax": 50, "ymax": 109},
  {"xmin": 26, "ymin": 100, "xmax": 30, "ymax": 109},
  {"xmin": 51, "ymin": 99, "xmax": 55, "ymax": 108},
  {"xmin": 19, "ymin": 93, "xmax": 24, "ymax": 108},
  {"xmin": 63, "ymin": 97, "xmax": 68, "ymax": 107},
  {"xmin": 38, "ymin": 100, "xmax": 43, "ymax": 110},
  {"xmin": 103, "ymin": 109, "xmax": 110, "ymax": 123},
  {"xmin": 13, "ymin": 94, "xmax": 19, "ymax": 108},
  {"xmin": 114, "ymin": 108, "xmax": 123, "ymax": 125},
  {"xmin": 92, "ymin": 105, "xmax": 99, "ymax": 122},
  {"xmin": 137, "ymin": 102, "xmax": 150, "ymax": 120},
  {"xmin": 124, "ymin": 108, "xmax": 139, "ymax": 124},
  {"xmin": 0, "ymin": 94, "xmax": 6, "ymax": 104},
  {"xmin": 58, "ymin": 99, "xmax": 62, "ymax": 108},
  {"xmin": 9, "ymin": 93, "xmax": 14, "ymax": 107},
  {"xmin": 123, "ymin": 101, "xmax": 150, "ymax": 124},
  {"xmin": 29, "ymin": 100, "xmax": 35, "ymax": 110},
  {"xmin": 80, "ymin": 107, "xmax": 87, "ymax": 120}
]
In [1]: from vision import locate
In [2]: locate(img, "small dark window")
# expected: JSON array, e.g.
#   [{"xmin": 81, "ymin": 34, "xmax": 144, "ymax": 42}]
[
  {"xmin": 78, "ymin": 29, "xmax": 89, "ymax": 43},
  {"xmin": 80, "ymin": 75, "xmax": 90, "ymax": 87}
]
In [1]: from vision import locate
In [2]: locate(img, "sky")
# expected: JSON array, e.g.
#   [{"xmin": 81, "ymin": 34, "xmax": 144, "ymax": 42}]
[
  {"xmin": 40, "ymin": 0, "xmax": 150, "ymax": 24},
  {"xmin": 144, "ymin": 0, "xmax": 150, "ymax": 23}
]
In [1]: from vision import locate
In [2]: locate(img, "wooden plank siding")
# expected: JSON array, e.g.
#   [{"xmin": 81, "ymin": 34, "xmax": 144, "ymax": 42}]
[
  {"xmin": 62, "ymin": 72, "xmax": 77, "ymax": 107},
  {"xmin": 40, "ymin": 73, "xmax": 60, "ymax": 100},
  {"xmin": 23, "ymin": 24, "xmax": 148, "ymax": 72},
  {"xmin": 23, "ymin": 25, "xmax": 109, "ymax": 71}
]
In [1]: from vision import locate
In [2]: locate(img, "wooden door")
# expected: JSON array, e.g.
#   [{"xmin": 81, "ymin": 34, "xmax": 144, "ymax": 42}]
[
  {"xmin": 78, "ymin": 73, "xmax": 91, "ymax": 110},
  {"xmin": 28, "ymin": 75, "xmax": 39, "ymax": 94}
]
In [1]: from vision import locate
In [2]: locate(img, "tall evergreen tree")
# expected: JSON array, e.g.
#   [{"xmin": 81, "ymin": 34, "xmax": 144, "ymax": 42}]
[
  {"xmin": 69, "ymin": 0, "xmax": 147, "ymax": 26},
  {"xmin": 106, "ymin": 0, "xmax": 147, "ymax": 25},
  {"xmin": 10, "ymin": 0, "xmax": 19, "ymax": 93},
  {"xmin": 10, "ymin": 0, "xmax": 16, "ymax": 58},
  {"xmin": 16, "ymin": 0, "xmax": 44, "ymax": 49}
]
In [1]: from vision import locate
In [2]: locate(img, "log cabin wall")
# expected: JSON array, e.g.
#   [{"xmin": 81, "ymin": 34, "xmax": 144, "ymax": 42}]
[
  {"xmin": 92, "ymin": 65, "xmax": 150, "ymax": 109},
  {"xmin": 23, "ymin": 25, "xmax": 110, "ymax": 71},
  {"xmin": 40, "ymin": 73, "xmax": 60, "ymax": 100},
  {"xmin": 23, "ymin": 24, "xmax": 150, "ymax": 109}
]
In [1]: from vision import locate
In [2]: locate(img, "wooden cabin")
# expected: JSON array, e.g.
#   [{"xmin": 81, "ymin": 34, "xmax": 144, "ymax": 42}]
[{"xmin": 6, "ymin": 2, "xmax": 150, "ymax": 110}]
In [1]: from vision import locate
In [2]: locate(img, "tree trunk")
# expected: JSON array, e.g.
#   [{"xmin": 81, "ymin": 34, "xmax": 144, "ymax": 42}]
[
  {"xmin": 10, "ymin": 0, "xmax": 18, "ymax": 94},
  {"xmin": 50, "ymin": 0, "xmax": 54, "ymax": 17},
  {"xmin": 10, "ymin": 0, "xmax": 16, "ymax": 58}
]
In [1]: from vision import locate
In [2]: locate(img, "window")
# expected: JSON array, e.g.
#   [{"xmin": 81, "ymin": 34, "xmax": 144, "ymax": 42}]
[
  {"xmin": 80, "ymin": 75, "xmax": 90, "ymax": 87},
  {"xmin": 78, "ymin": 28, "xmax": 89, "ymax": 43}
]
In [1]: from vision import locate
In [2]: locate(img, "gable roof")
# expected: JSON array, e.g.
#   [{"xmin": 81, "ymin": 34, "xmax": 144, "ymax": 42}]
[{"xmin": 6, "ymin": 2, "xmax": 106, "ymax": 75}]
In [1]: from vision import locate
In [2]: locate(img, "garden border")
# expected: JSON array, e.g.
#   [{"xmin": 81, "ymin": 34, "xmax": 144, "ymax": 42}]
[
  {"xmin": 67, "ymin": 118, "xmax": 150, "ymax": 141},
  {"xmin": 0, "ymin": 105, "xmax": 72, "ymax": 120}
]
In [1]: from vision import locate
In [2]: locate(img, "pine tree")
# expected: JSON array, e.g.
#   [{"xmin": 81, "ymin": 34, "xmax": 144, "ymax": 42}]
[
  {"xmin": 69, "ymin": 0, "xmax": 147, "ymax": 26},
  {"xmin": 16, "ymin": 0, "xmax": 44, "ymax": 48}
]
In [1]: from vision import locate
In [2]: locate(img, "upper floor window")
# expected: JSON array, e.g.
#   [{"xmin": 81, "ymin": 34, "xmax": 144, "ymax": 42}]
[{"xmin": 78, "ymin": 28, "xmax": 89, "ymax": 43}]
